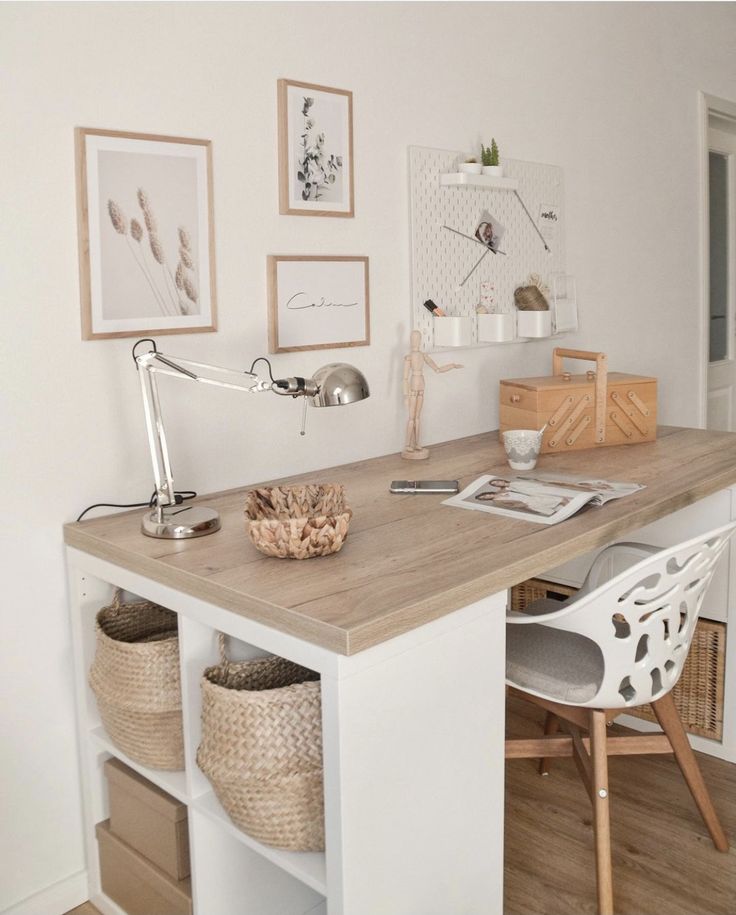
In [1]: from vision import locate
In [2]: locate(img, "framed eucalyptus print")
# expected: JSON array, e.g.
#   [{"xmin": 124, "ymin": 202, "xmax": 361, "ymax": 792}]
[
  {"xmin": 267, "ymin": 256, "xmax": 369, "ymax": 353},
  {"xmin": 278, "ymin": 80, "xmax": 354, "ymax": 217},
  {"xmin": 75, "ymin": 127, "xmax": 217, "ymax": 339}
]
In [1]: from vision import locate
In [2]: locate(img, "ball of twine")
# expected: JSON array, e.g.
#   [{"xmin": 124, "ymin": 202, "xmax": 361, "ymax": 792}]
[{"xmin": 514, "ymin": 285, "xmax": 549, "ymax": 311}]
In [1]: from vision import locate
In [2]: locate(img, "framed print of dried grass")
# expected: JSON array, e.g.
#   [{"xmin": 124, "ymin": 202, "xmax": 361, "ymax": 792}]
[
  {"xmin": 278, "ymin": 80, "xmax": 354, "ymax": 217},
  {"xmin": 75, "ymin": 127, "xmax": 217, "ymax": 339},
  {"xmin": 267, "ymin": 256, "xmax": 369, "ymax": 353}
]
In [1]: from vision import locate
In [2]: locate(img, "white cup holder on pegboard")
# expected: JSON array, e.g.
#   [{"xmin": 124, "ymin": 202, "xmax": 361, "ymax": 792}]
[
  {"xmin": 433, "ymin": 316, "xmax": 472, "ymax": 348},
  {"xmin": 477, "ymin": 313, "xmax": 515, "ymax": 343},
  {"xmin": 516, "ymin": 311, "xmax": 552, "ymax": 338}
]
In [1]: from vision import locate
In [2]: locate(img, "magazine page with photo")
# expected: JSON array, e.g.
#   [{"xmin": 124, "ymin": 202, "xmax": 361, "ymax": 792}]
[
  {"xmin": 443, "ymin": 474, "xmax": 644, "ymax": 526},
  {"xmin": 513, "ymin": 472, "xmax": 644, "ymax": 505}
]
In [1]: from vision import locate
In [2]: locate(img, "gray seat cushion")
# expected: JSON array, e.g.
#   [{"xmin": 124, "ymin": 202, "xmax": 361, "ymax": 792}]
[{"xmin": 506, "ymin": 621, "xmax": 604, "ymax": 704}]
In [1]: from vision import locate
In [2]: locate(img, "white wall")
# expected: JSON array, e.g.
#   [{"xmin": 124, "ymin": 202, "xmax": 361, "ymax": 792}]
[{"xmin": 2, "ymin": 1, "xmax": 736, "ymax": 910}]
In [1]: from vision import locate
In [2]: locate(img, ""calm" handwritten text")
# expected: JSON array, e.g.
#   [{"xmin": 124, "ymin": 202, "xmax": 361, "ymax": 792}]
[{"xmin": 286, "ymin": 293, "xmax": 358, "ymax": 310}]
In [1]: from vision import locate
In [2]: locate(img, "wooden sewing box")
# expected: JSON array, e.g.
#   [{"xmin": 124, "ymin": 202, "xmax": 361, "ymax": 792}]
[{"xmin": 499, "ymin": 348, "xmax": 657, "ymax": 454}]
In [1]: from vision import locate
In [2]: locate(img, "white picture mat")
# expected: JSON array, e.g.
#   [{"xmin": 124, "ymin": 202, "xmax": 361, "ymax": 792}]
[
  {"xmin": 273, "ymin": 259, "xmax": 368, "ymax": 350},
  {"xmin": 85, "ymin": 133, "xmax": 213, "ymax": 334},
  {"xmin": 286, "ymin": 84, "xmax": 350, "ymax": 212}
]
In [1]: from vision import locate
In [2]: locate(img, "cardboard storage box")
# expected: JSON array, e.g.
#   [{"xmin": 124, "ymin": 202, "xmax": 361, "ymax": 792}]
[
  {"xmin": 500, "ymin": 348, "xmax": 657, "ymax": 454},
  {"xmin": 105, "ymin": 757, "xmax": 190, "ymax": 880},
  {"xmin": 97, "ymin": 820, "xmax": 192, "ymax": 915}
]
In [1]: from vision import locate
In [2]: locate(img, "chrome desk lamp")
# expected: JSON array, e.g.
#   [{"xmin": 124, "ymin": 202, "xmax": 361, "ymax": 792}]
[{"xmin": 133, "ymin": 339, "xmax": 370, "ymax": 540}]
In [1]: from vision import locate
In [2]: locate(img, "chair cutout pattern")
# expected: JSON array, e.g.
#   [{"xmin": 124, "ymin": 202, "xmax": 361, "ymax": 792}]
[{"xmin": 505, "ymin": 522, "xmax": 736, "ymax": 915}]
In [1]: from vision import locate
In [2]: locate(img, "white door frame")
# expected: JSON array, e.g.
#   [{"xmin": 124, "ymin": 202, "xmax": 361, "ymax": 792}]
[{"xmin": 697, "ymin": 91, "xmax": 736, "ymax": 427}]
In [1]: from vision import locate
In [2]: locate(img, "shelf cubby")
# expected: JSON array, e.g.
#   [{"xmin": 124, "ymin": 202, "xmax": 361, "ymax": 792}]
[
  {"xmin": 193, "ymin": 791, "xmax": 327, "ymax": 896},
  {"xmin": 89, "ymin": 726, "xmax": 189, "ymax": 805},
  {"xmin": 189, "ymin": 807, "xmax": 325, "ymax": 915}
]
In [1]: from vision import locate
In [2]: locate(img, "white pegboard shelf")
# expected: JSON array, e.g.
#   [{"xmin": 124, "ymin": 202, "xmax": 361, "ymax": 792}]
[
  {"xmin": 431, "ymin": 331, "xmax": 572, "ymax": 350},
  {"xmin": 439, "ymin": 172, "xmax": 519, "ymax": 190}
]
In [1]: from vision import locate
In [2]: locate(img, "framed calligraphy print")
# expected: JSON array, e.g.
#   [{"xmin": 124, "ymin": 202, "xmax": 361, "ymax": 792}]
[{"xmin": 267, "ymin": 255, "xmax": 370, "ymax": 353}]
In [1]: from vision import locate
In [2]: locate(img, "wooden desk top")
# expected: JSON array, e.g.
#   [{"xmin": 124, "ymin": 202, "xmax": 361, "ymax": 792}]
[{"xmin": 64, "ymin": 426, "xmax": 736, "ymax": 655}]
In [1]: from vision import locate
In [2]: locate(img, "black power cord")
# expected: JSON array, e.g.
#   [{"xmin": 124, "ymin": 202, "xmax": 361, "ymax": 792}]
[
  {"xmin": 247, "ymin": 356, "xmax": 275, "ymax": 383},
  {"xmin": 76, "ymin": 490, "xmax": 197, "ymax": 522},
  {"xmin": 83, "ymin": 338, "xmax": 256, "ymax": 524}
]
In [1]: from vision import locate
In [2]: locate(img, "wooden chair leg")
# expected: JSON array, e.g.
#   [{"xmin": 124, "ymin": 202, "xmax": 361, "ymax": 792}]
[
  {"xmin": 538, "ymin": 711, "xmax": 560, "ymax": 775},
  {"xmin": 652, "ymin": 691, "xmax": 729, "ymax": 852},
  {"xmin": 589, "ymin": 709, "xmax": 614, "ymax": 915}
]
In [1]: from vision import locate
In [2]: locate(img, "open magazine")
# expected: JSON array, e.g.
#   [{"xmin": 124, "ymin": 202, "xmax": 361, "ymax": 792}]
[{"xmin": 442, "ymin": 471, "xmax": 645, "ymax": 526}]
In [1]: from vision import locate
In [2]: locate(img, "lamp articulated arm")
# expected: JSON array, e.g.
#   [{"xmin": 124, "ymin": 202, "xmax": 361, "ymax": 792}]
[
  {"xmin": 132, "ymin": 340, "xmax": 370, "ymax": 540},
  {"xmin": 135, "ymin": 349, "xmax": 272, "ymax": 515}
]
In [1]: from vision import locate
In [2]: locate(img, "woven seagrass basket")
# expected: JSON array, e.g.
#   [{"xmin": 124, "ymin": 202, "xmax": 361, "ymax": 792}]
[
  {"xmin": 626, "ymin": 617, "xmax": 725, "ymax": 740},
  {"xmin": 89, "ymin": 590, "xmax": 184, "ymax": 770},
  {"xmin": 244, "ymin": 483, "xmax": 351, "ymax": 559},
  {"xmin": 197, "ymin": 635, "xmax": 324, "ymax": 851},
  {"xmin": 509, "ymin": 577, "xmax": 578, "ymax": 611}
]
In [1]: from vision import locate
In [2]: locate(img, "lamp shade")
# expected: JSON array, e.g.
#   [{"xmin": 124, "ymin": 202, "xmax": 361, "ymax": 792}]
[{"xmin": 310, "ymin": 363, "xmax": 370, "ymax": 407}]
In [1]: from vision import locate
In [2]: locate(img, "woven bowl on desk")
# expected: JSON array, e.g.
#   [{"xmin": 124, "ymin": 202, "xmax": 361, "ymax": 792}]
[{"xmin": 244, "ymin": 483, "xmax": 352, "ymax": 559}]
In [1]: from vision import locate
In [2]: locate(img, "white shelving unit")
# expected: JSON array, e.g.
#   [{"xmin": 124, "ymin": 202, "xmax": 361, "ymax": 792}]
[
  {"xmin": 68, "ymin": 566, "xmax": 329, "ymax": 915},
  {"xmin": 66, "ymin": 547, "xmax": 507, "ymax": 915}
]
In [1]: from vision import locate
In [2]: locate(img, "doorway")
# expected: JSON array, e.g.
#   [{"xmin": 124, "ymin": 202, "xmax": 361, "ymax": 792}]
[{"xmin": 701, "ymin": 94, "xmax": 736, "ymax": 431}]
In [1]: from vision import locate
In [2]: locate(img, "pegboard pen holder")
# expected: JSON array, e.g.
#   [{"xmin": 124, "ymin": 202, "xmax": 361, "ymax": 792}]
[{"xmin": 433, "ymin": 316, "xmax": 473, "ymax": 348}]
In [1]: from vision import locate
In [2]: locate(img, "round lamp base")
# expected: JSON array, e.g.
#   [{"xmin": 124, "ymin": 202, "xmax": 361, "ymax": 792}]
[{"xmin": 141, "ymin": 505, "xmax": 221, "ymax": 539}]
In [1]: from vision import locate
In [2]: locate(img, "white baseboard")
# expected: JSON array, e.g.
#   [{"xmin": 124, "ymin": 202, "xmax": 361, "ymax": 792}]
[{"xmin": 2, "ymin": 870, "xmax": 88, "ymax": 915}]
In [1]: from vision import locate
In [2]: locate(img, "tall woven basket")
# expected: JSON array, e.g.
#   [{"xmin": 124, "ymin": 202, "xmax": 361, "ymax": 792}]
[
  {"xmin": 89, "ymin": 590, "xmax": 184, "ymax": 770},
  {"xmin": 197, "ymin": 635, "xmax": 324, "ymax": 851}
]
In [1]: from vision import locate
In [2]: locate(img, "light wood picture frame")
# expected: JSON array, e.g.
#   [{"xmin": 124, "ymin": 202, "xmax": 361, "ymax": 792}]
[
  {"xmin": 75, "ymin": 127, "xmax": 217, "ymax": 340},
  {"xmin": 278, "ymin": 79, "xmax": 354, "ymax": 217},
  {"xmin": 267, "ymin": 255, "xmax": 370, "ymax": 353}
]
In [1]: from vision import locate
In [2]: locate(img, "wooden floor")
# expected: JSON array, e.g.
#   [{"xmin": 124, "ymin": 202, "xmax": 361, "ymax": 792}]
[
  {"xmin": 66, "ymin": 699, "xmax": 735, "ymax": 915},
  {"xmin": 505, "ymin": 696, "xmax": 736, "ymax": 915}
]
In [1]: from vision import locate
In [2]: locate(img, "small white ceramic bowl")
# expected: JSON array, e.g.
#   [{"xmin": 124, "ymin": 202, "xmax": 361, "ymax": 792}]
[{"xmin": 502, "ymin": 429, "xmax": 543, "ymax": 471}]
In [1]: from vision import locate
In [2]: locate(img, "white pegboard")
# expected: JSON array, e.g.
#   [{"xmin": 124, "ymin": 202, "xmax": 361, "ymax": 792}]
[{"xmin": 409, "ymin": 146, "xmax": 566, "ymax": 351}]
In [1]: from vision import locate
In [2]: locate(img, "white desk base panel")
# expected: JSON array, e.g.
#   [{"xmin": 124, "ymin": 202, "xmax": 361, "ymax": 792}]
[{"xmin": 67, "ymin": 548, "xmax": 507, "ymax": 915}]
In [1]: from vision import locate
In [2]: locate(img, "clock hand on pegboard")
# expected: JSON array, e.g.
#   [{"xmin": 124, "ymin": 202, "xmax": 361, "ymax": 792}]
[
  {"xmin": 442, "ymin": 223, "xmax": 507, "ymax": 254},
  {"xmin": 441, "ymin": 223, "xmax": 507, "ymax": 287},
  {"xmin": 513, "ymin": 190, "xmax": 550, "ymax": 252}
]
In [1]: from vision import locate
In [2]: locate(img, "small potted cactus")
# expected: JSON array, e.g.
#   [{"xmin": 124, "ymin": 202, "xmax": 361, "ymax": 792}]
[
  {"xmin": 481, "ymin": 139, "xmax": 503, "ymax": 177},
  {"xmin": 460, "ymin": 156, "xmax": 482, "ymax": 175}
]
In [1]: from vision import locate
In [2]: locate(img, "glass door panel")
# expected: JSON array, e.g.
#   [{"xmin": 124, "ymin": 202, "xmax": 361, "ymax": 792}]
[{"xmin": 709, "ymin": 151, "xmax": 729, "ymax": 363}]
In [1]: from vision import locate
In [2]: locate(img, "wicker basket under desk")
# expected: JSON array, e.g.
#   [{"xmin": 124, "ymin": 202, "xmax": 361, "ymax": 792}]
[
  {"xmin": 509, "ymin": 578, "xmax": 726, "ymax": 741},
  {"xmin": 509, "ymin": 578, "xmax": 579, "ymax": 612}
]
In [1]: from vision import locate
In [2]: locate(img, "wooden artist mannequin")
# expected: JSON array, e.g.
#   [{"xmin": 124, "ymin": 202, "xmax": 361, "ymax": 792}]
[{"xmin": 402, "ymin": 329, "xmax": 462, "ymax": 460}]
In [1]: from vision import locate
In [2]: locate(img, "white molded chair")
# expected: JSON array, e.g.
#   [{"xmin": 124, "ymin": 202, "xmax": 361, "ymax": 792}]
[{"xmin": 505, "ymin": 522, "xmax": 736, "ymax": 915}]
